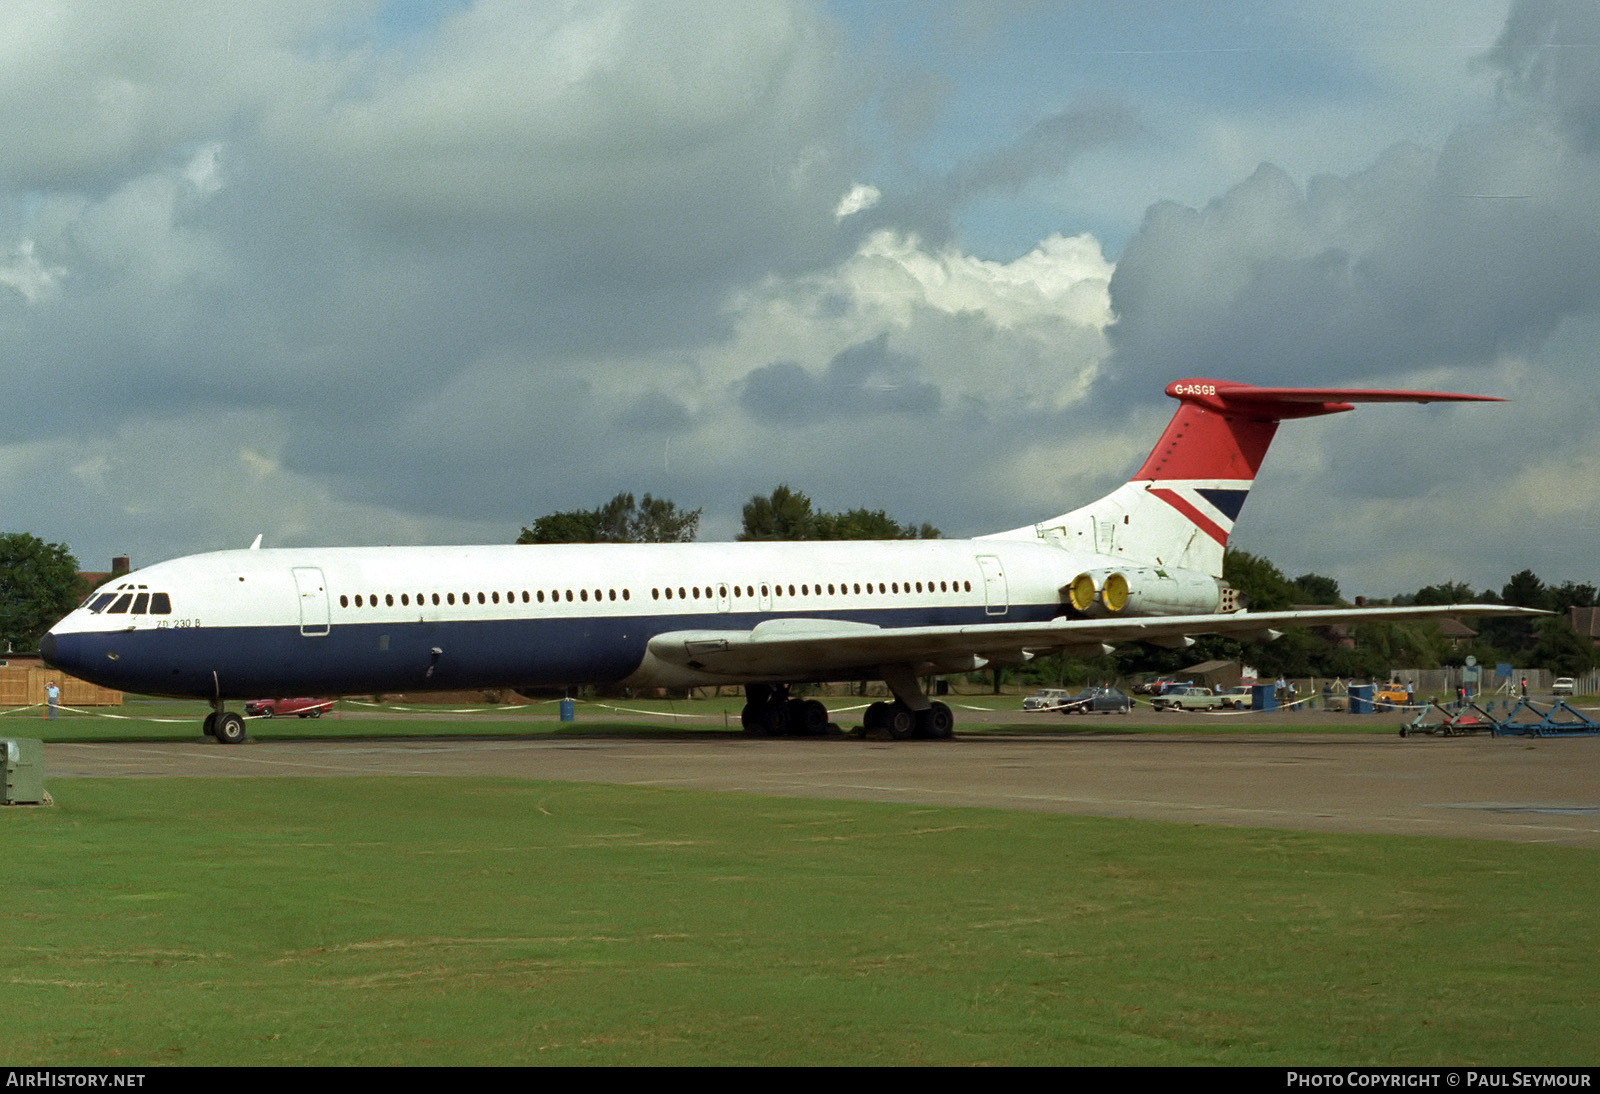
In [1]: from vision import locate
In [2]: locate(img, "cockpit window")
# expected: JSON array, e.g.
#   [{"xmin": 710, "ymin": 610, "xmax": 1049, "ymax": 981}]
[
  {"xmin": 88, "ymin": 594, "xmax": 117, "ymax": 613},
  {"xmin": 149, "ymin": 593, "xmax": 172, "ymax": 614},
  {"xmin": 131, "ymin": 593, "xmax": 149, "ymax": 614},
  {"xmin": 106, "ymin": 594, "xmax": 134, "ymax": 614}
]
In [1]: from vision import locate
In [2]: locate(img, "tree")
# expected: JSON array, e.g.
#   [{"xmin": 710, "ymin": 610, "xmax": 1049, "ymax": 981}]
[
  {"xmin": 1530, "ymin": 616, "xmax": 1598, "ymax": 677},
  {"xmin": 816, "ymin": 508, "xmax": 940, "ymax": 540},
  {"xmin": 1412, "ymin": 581, "xmax": 1477, "ymax": 605},
  {"xmin": 632, "ymin": 494, "xmax": 703, "ymax": 543},
  {"xmin": 1502, "ymin": 569, "xmax": 1552, "ymax": 611},
  {"xmin": 0, "ymin": 533, "xmax": 83, "ymax": 654},
  {"xmin": 518, "ymin": 492, "xmax": 700, "ymax": 544},
  {"xmin": 1475, "ymin": 568, "xmax": 1551, "ymax": 658},
  {"xmin": 518, "ymin": 509, "xmax": 605, "ymax": 544},
  {"xmin": 739, "ymin": 485, "xmax": 819, "ymax": 541},
  {"xmin": 1550, "ymin": 581, "xmax": 1598, "ymax": 614},
  {"xmin": 740, "ymin": 485, "xmax": 940, "ymax": 541},
  {"xmin": 1291, "ymin": 572, "xmax": 1343, "ymax": 605},
  {"xmin": 1222, "ymin": 550, "xmax": 1296, "ymax": 612}
]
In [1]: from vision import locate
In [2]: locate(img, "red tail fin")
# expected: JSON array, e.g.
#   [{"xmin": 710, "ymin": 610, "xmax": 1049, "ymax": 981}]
[
  {"xmin": 983, "ymin": 377, "xmax": 1501, "ymax": 577},
  {"xmin": 1133, "ymin": 379, "xmax": 1503, "ymax": 482}
]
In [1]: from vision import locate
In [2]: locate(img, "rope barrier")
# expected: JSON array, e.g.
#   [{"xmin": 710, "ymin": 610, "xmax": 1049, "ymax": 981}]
[
  {"xmin": 0, "ymin": 702, "xmax": 197, "ymax": 724},
  {"xmin": 341, "ymin": 699, "xmax": 542, "ymax": 714}
]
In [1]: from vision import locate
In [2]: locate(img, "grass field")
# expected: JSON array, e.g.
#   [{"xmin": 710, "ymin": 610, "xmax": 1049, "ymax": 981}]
[{"xmin": 2, "ymin": 775, "xmax": 1596, "ymax": 1066}]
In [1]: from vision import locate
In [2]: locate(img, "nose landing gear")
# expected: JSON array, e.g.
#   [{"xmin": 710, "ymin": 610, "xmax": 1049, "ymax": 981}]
[{"xmin": 203, "ymin": 695, "xmax": 247, "ymax": 745}]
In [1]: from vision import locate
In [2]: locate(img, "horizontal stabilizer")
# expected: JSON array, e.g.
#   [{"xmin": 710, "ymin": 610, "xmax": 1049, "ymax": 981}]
[
  {"xmin": 1160, "ymin": 379, "xmax": 1504, "ymax": 420},
  {"xmin": 1131, "ymin": 379, "xmax": 1504, "ymax": 503}
]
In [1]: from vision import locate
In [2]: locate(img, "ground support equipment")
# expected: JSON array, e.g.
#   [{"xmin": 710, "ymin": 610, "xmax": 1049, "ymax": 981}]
[
  {"xmin": 1399, "ymin": 701, "xmax": 1497, "ymax": 737},
  {"xmin": 1490, "ymin": 699, "xmax": 1600, "ymax": 737}
]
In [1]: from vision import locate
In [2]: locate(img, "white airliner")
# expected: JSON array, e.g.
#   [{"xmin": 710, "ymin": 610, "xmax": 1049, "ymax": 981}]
[{"xmin": 42, "ymin": 378, "xmax": 1533, "ymax": 744}]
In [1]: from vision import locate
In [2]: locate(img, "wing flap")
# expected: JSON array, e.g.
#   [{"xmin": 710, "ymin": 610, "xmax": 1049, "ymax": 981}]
[{"xmin": 647, "ymin": 604, "xmax": 1541, "ymax": 680}]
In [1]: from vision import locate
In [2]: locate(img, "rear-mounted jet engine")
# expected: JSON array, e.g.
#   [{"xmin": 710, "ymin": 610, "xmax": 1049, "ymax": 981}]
[{"xmin": 1066, "ymin": 567, "xmax": 1225, "ymax": 617}]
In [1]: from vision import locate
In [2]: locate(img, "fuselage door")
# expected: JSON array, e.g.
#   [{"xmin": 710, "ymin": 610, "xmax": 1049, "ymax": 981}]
[
  {"xmin": 293, "ymin": 567, "xmax": 331, "ymax": 637},
  {"xmin": 716, "ymin": 583, "xmax": 732, "ymax": 613},
  {"xmin": 976, "ymin": 555, "xmax": 1008, "ymax": 616}
]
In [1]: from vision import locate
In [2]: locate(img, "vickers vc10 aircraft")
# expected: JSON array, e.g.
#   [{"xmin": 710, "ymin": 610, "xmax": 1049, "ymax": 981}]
[{"xmin": 43, "ymin": 379, "xmax": 1534, "ymax": 744}]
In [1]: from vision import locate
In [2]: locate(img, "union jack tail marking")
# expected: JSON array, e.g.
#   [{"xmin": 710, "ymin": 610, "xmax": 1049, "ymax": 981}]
[{"xmin": 984, "ymin": 378, "xmax": 1502, "ymax": 577}]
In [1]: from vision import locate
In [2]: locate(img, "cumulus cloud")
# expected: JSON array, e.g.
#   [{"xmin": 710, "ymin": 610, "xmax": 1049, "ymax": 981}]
[
  {"xmin": 258, "ymin": 0, "xmax": 853, "ymax": 278},
  {"xmin": 0, "ymin": 2, "xmax": 871, "ymax": 532},
  {"xmin": 835, "ymin": 183, "xmax": 882, "ymax": 219},
  {"xmin": 0, "ymin": 1, "xmax": 339, "ymax": 189},
  {"xmin": 0, "ymin": 2, "xmax": 1147, "ymax": 565},
  {"xmin": 0, "ymin": 409, "xmax": 504, "ymax": 568},
  {"xmin": 1486, "ymin": 0, "xmax": 1600, "ymax": 150},
  {"xmin": 262, "ymin": 222, "xmax": 1121, "ymax": 540},
  {"xmin": 1108, "ymin": 137, "xmax": 1600, "ymax": 398},
  {"xmin": 946, "ymin": 99, "xmax": 1140, "ymax": 201},
  {"xmin": 710, "ymin": 228, "xmax": 1114, "ymax": 409},
  {"xmin": 739, "ymin": 334, "xmax": 942, "ymax": 422},
  {"xmin": 0, "ymin": 241, "xmax": 64, "ymax": 304},
  {"xmin": 638, "ymin": 226, "xmax": 1121, "ymax": 536},
  {"xmin": 1108, "ymin": 1, "xmax": 1600, "ymax": 405}
]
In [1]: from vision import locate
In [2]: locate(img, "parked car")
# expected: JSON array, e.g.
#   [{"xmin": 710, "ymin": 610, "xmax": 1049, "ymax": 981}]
[
  {"xmin": 1373, "ymin": 683, "xmax": 1412, "ymax": 707},
  {"xmin": 244, "ymin": 697, "xmax": 334, "ymax": 718},
  {"xmin": 1058, "ymin": 686, "xmax": 1132, "ymax": 715},
  {"xmin": 1219, "ymin": 685, "xmax": 1255, "ymax": 708},
  {"xmin": 1552, "ymin": 677, "xmax": 1575, "ymax": 696},
  {"xmin": 1022, "ymin": 688, "xmax": 1077, "ymax": 711},
  {"xmin": 1132, "ymin": 677, "xmax": 1191, "ymax": 696},
  {"xmin": 1151, "ymin": 687, "xmax": 1231, "ymax": 712}
]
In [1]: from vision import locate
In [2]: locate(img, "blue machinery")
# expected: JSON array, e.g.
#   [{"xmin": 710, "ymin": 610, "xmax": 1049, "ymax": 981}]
[{"xmin": 1400, "ymin": 698, "xmax": 1600, "ymax": 737}]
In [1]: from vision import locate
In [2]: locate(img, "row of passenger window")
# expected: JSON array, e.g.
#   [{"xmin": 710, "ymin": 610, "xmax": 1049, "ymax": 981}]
[
  {"xmin": 651, "ymin": 579, "xmax": 975, "ymax": 600},
  {"xmin": 339, "ymin": 587, "xmax": 633, "ymax": 609},
  {"xmin": 336, "ymin": 578, "xmax": 976, "ymax": 611}
]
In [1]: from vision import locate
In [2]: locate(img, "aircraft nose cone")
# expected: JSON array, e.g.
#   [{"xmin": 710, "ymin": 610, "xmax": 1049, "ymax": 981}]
[{"xmin": 38, "ymin": 632, "xmax": 57, "ymax": 668}]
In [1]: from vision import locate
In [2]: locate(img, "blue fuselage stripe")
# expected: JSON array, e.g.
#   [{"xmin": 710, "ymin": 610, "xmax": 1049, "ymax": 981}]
[{"xmin": 50, "ymin": 603, "xmax": 1058, "ymax": 698}]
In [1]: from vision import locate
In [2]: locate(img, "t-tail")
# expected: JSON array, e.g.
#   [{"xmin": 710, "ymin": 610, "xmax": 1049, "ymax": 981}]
[{"xmin": 982, "ymin": 378, "xmax": 1502, "ymax": 613}]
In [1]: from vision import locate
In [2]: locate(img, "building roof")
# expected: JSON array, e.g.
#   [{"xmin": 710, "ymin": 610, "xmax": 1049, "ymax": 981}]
[
  {"xmin": 1570, "ymin": 606, "xmax": 1600, "ymax": 639},
  {"xmin": 1181, "ymin": 659, "xmax": 1240, "ymax": 675}
]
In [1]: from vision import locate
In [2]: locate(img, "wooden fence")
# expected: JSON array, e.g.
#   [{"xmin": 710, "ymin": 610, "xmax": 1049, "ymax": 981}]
[{"xmin": 0, "ymin": 662, "xmax": 122, "ymax": 707}]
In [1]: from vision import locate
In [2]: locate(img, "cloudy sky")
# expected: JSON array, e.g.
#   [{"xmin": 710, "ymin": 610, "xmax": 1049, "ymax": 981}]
[{"xmin": 4, "ymin": 0, "xmax": 1599, "ymax": 597}]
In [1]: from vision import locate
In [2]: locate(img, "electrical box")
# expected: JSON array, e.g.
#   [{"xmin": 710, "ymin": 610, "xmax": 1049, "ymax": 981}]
[
  {"xmin": 2, "ymin": 738, "xmax": 45, "ymax": 805},
  {"xmin": 1250, "ymin": 684, "xmax": 1277, "ymax": 712}
]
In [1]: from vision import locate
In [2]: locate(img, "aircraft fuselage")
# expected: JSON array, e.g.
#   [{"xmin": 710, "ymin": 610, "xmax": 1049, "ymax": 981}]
[{"xmin": 44, "ymin": 537, "xmax": 1092, "ymax": 699}]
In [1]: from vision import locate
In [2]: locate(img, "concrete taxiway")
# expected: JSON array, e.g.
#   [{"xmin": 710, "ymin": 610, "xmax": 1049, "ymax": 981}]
[{"xmin": 41, "ymin": 729, "xmax": 1600, "ymax": 847}]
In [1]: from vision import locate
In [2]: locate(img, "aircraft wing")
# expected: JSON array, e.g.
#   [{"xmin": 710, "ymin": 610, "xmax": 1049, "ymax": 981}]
[{"xmin": 646, "ymin": 605, "xmax": 1542, "ymax": 680}]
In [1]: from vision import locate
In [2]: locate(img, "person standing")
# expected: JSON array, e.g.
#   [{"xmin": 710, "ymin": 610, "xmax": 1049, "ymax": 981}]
[{"xmin": 45, "ymin": 679, "xmax": 59, "ymax": 720}]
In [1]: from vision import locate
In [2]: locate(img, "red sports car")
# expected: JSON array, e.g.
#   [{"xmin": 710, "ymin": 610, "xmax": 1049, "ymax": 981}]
[{"xmin": 244, "ymin": 698, "xmax": 334, "ymax": 718}]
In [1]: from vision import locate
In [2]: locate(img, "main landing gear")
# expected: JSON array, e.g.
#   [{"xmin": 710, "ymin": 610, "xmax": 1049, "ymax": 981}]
[
  {"xmin": 740, "ymin": 677, "xmax": 956, "ymax": 741},
  {"xmin": 203, "ymin": 698, "xmax": 248, "ymax": 745},
  {"xmin": 740, "ymin": 683, "xmax": 835, "ymax": 737},
  {"xmin": 861, "ymin": 699, "xmax": 954, "ymax": 740}
]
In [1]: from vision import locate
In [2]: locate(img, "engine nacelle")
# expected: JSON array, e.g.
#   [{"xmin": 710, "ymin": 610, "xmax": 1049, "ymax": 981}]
[{"xmin": 1067, "ymin": 567, "xmax": 1225, "ymax": 617}]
